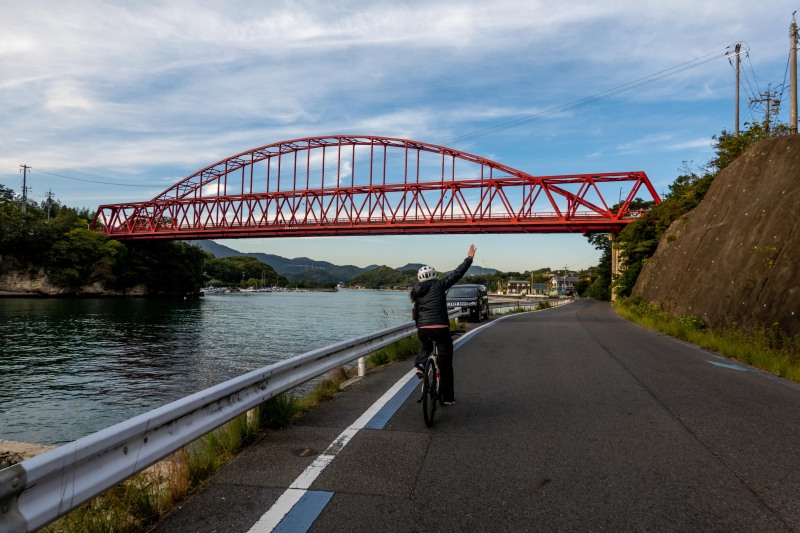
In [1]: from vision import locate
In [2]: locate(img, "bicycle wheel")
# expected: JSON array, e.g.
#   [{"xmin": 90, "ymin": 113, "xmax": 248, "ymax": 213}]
[{"xmin": 422, "ymin": 358, "xmax": 437, "ymax": 427}]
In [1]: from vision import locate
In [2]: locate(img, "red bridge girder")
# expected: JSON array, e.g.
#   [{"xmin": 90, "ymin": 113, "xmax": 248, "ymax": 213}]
[{"xmin": 91, "ymin": 135, "xmax": 661, "ymax": 240}]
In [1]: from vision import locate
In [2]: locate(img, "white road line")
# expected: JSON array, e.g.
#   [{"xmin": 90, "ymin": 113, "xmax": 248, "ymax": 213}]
[
  {"xmin": 247, "ymin": 368, "xmax": 418, "ymax": 532},
  {"xmin": 248, "ymin": 318, "xmax": 508, "ymax": 532}
]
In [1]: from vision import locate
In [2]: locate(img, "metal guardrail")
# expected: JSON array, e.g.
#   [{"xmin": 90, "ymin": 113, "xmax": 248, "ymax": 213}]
[
  {"xmin": 489, "ymin": 297, "xmax": 572, "ymax": 310},
  {"xmin": 0, "ymin": 313, "xmax": 458, "ymax": 533}
]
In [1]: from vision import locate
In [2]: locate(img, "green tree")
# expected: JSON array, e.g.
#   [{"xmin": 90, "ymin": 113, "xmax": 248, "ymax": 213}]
[
  {"xmin": 49, "ymin": 228, "xmax": 125, "ymax": 288},
  {"xmin": 113, "ymin": 241, "xmax": 209, "ymax": 295},
  {"xmin": 583, "ymin": 233, "xmax": 611, "ymax": 301},
  {"xmin": 613, "ymin": 171, "xmax": 715, "ymax": 297},
  {"xmin": 204, "ymin": 255, "xmax": 285, "ymax": 287},
  {"xmin": 0, "ymin": 184, "xmax": 16, "ymax": 202},
  {"xmin": 709, "ymin": 121, "xmax": 789, "ymax": 173}
]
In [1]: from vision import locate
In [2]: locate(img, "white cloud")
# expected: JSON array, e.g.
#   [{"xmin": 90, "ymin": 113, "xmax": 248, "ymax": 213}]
[
  {"xmin": 44, "ymin": 81, "xmax": 94, "ymax": 111},
  {"xmin": 666, "ymin": 138, "xmax": 714, "ymax": 151}
]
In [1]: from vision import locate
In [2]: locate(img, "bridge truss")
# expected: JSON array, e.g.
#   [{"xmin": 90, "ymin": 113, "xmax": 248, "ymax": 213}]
[{"xmin": 91, "ymin": 135, "xmax": 661, "ymax": 240}]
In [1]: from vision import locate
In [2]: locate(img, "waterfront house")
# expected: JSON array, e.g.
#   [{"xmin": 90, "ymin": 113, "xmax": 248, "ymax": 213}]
[
  {"xmin": 507, "ymin": 280, "xmax": 548, "ymax": 296},
  {"xmin": 548, "ymin": 276, "xmax": 579, "ymax": 296}
]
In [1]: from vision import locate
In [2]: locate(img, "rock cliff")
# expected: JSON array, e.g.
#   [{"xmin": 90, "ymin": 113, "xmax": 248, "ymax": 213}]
[
  {"xmin": 632, "ymin": 135, "xmax": 800, "ymax": 336},
  {"xmin": 0, "ymin": 268, "xmax": 147, "ymax": 297}
]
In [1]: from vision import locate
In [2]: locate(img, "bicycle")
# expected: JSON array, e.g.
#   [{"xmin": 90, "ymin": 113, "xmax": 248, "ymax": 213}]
[{"xmin": 418, "ymin": 343, "xmax": 443, "ymax": 426}]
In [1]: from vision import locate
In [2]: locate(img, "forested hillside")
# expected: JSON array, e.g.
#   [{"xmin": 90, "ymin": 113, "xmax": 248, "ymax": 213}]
[
  {"xmin": 346, "ymin": 265, "xmax": 417, "ymax": 289},
  {"xmin": 185, "ymin": 240, "xmax": 374, "ymax": 283},
  {"xmin": 204, "ymin": 256, "xmax": 288, "ymax": 288},
  {"xmin": 0, "ymin": 187, "xmax": 206, "ymax": 295}
]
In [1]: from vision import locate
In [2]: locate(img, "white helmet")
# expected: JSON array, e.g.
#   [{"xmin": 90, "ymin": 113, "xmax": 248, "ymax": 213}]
[{"xmin": 417, "ymin": 265, "xmax": 437, "ymax": 282}]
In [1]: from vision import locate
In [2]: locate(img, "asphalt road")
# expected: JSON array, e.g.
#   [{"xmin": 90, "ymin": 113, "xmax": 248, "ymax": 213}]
[{"xmin": 153, "ymin": 300, "xmax": 800, "ymax": 532}]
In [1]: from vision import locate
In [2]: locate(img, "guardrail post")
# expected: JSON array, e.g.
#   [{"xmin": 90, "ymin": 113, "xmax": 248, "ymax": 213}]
[
  {"xmin": 357, "ymin": 356, "xmax": 366, "ymax": 377},
  {"xmin": 0, "ymin": 465, "xmax": 26, "ymax": 533}
]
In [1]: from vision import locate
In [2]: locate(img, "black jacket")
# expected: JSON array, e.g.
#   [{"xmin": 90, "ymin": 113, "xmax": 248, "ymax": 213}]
[{"xmin": 410, "ymin": 256, "xmax": 473, "ymax": 327}]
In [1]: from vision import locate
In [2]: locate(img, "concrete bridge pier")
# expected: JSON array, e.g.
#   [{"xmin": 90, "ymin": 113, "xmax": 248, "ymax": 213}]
[{"xmin": 609, "ymin": 232, "xmax": 622, "ymax": 301}]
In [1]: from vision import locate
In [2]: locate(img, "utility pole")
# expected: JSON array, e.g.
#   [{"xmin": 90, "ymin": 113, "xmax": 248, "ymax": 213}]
[
  {"xmin": 791, "ymin": 13, "xmax": 798, "ymax": 134},
  {"xmin": 735, "ymin": 43, "xmax": 741, "ymax": 136},
  {"xmin": 45, "ymin": 189, "xmax": 55, "ymax": 221},
  {"xmin": 727, "ymin": 43, "xmax": 742, "ymax": 136},
  {"xmin": 19, "ymin": 164, "xmax": 31, "ymax": 213},
  {"xmin": 750, "ymin": 84, "xmax": 781, "ymax": 135}
]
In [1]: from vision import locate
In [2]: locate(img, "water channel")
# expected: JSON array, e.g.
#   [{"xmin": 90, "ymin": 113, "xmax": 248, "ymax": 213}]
[{"xmin": 0, "ymin": 290, "xmax": 413, "ymax": 445}]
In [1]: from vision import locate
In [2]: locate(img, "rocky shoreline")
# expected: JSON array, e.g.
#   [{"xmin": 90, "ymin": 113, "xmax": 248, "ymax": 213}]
[
  {"xmin": 0, "ymin": 439, "xmax": 54, "ymax": 469},
  {"xmin": 0, "ymin": 269, "xmax": 149, "ymax": 297}
]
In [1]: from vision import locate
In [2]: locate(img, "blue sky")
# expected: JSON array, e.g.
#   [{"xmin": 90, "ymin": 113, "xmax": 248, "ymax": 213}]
[{"xmin": 2, "ymin": 1, "xmax": 797, "ymax": 272}]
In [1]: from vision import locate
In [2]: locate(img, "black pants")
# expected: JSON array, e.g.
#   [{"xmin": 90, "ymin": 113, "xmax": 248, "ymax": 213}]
[{"xmin": 415, "ymin": 328, "xmax": 455, "ymax": 403}]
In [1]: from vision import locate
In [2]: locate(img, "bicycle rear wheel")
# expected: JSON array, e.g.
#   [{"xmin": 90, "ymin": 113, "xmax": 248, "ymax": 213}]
[{"xmin": 422, "ymin": 359, "xmax": 437, "ymax": 427}]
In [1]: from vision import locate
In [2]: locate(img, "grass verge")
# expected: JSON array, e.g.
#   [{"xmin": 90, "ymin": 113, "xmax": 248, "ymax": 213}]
[
  {"xmin": 367, "ymin": 334, "xmax": 422, "ymax": 367},
  {"xmin": 615, "ymin": 296, "xmax": 800, "ymax": 382},
  {"xmin": 42, "ymin": 332, "xmax": 424, "ymax": 533}
]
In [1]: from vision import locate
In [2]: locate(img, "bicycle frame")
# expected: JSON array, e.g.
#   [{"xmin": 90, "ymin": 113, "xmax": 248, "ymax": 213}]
[{"xmin": 420, "ymin": 344, "xmax": 442, "ymax": 426}]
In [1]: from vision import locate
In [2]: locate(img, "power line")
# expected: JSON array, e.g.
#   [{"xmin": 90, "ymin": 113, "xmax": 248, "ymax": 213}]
[
  {"xmin": 327, "ymin": 46, "xmax": 738, "ymax": 180},
  {"xmin": 30, "ymin": 168, "xmax": 155, "ymax": 188},
  {"xmin": 327, "ymin": 45, "xmax": 738, "ymax": 179},
  {"xmin": 445, "ymin": 45, "xmax": 735, "ymax": 146},
  {"xmin": 740, "ymin": 47, "xmax": 761, "ymax": 100}
]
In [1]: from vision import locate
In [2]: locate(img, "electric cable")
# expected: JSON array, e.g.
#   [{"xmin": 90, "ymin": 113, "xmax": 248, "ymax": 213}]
[{"xmin": 27, "ymin": 168, "xmax": 156, "ymax": 188}]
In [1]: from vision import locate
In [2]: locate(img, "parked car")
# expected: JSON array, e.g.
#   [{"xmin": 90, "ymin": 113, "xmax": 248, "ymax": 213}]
[{"xmin": 446, "ymin": 283, "xmax": 489, "ymax": 322}]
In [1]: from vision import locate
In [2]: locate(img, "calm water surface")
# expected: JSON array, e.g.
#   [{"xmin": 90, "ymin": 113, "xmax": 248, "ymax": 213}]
[{"xmin": 0, "ymin": 290, "xmax": 412, "ymax": 445}]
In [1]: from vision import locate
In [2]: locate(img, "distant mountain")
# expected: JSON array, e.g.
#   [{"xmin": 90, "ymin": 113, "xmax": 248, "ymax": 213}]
[
  {"xmin": 186, "ymin": 240, "xmax": 497, "ymax": 282},
  {"xmin": 397, "ymin": 262, "xmax": 496, "ymax": 276},
  {"xmin": 347, "ymin": 265, "xmax": 417, "ymax": 289},
  {"xmin": 185, "ymin": 240, "xmax": 376, "ymax": 282},
  {"xmin": 189, "ymin": 239, "xmax": 240, "ymax": 259},
  {"xmin": 466, "ymin": 265, "xmax": 497, "ymax": 275},
  {"xmin": 396, "ymin": 263, "xmax": 424, "ymax": 273}
]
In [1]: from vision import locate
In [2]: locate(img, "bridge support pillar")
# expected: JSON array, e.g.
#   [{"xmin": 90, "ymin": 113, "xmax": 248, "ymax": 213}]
[{"xmin": 609, "ymin": 233, "xmax": 622, "ymax": 302}]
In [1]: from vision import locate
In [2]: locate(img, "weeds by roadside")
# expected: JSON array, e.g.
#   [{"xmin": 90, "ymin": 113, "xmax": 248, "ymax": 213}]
[
  {"xmin": 368, "ymin": 334, "xmax": 422, "ymax": 367},
  {"xmin": 615, "ymin": 296, "xmax": 800, "ymax": 382}
]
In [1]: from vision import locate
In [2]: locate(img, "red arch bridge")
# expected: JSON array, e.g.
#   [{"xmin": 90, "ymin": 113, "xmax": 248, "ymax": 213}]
[{"xmin": 91, "ymin": 136, "xmax": 661, "ymax": 241}]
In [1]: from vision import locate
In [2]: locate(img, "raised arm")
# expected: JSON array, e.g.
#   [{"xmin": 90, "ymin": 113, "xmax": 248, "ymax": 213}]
[{"xmin": 441, "ymin": 244, "xmax": 477, "ymax": 290}]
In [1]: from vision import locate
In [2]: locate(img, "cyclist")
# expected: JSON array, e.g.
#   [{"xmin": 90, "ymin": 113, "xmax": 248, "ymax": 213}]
[{"xmin": 410, "ymin": 244, "xmax": 476, "ymax": 406}]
